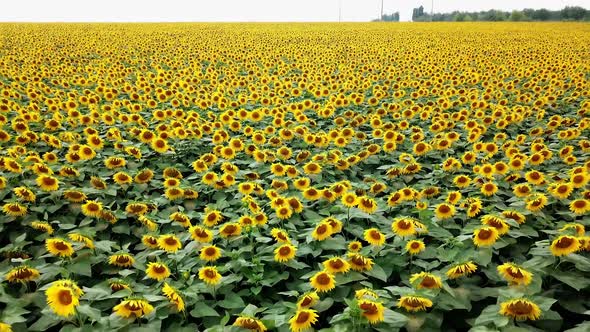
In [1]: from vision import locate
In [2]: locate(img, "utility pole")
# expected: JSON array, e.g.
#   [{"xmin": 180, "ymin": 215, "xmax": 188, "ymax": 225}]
[{"xmin": 380, "ymin": 0, "xmax": 384, "ymax": 21}]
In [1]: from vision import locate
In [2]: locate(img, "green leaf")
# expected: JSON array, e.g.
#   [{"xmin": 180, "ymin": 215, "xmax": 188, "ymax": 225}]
[
  {"xmin": 219, "ymin": 293, "xmax": 245, "ymax": 309},
  {"xmin": 190, "ymin": 302, "xmax": 219, "ymax": 318},
  {"xmin": 365, "ymin": 264, "xmax": 388, "ymax": 282},
  {"xmin": 77, "ymin": 304, "xmax": 102, "ymax": 322},
  {"xmin": 552, "ymin": 271, "xmax": 590, "ymax": 291}
]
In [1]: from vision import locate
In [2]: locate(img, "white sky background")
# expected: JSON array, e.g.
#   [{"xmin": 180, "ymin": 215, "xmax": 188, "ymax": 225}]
[{"xmin": 1, "ymin": 0, "xmax": 589, "ymax": 22}]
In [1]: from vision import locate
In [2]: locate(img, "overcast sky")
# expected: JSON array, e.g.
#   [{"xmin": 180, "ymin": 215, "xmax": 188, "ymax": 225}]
[{"xmin": 1, "ymin": 0, "xmax": 589, "ymax": 22}]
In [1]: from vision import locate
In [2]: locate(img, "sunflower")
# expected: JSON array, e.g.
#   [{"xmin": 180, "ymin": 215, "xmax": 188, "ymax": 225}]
[
  {"xmin": 499, "ymin": 298, "xmax": 541, "ymax": 321},
  {"xmin": 199, "ymin": 266, "xmax": 222, "ymax": 285},
  {"xmin": 151, "ymin": 138, "xmax": 169, "ymax": 153},
  {"xmin": 480, "ymin": 182, "xmax": 498, "ymax": 196},
  {"xmin": 347, "ymin": 253, "xmax": 374, "ymax": 272},
  {"xmin": 391, "ymin": 218, "xmax": 417, "ymax": 237},
  {"xmin": 5, "ymin": 266, "xmax": 40, "ymax": 283},
  {"xmin": 275, "ymin": 206, "xmax": 293, "ymax": 220},
  {"xmin": 550, "ymin": 182, "xmax": 574, "ymax": 199},
  {"xmin": 513, "ymin": 184, "xmax": 532, "ymax": 197},
  {"xmin": 397, "ymin": 295, "xmax": 433, "ymax": 312},
  {"xmin": 200, "ymin": 245, "xmax": 222, "ymax": 262},
  {"xmin": 158, "ymin": 234, "xmax": 182, "ymax": 252},
  {"xmin": 550, "ymin": 235, "xmax": 581, "ymax": 256},
  {"xmin": 46, "ymin": 283, "xmax": 79, "ymax": 317},
  {"xmin": 31, "ymin": 221, "xmax": 54, "ymax": 234},
  {"xmin": 2, "ymin": 202, "xmax": 27, "ymax": 217},
  {"xmin": 434, "ymin": 203, "xmax": 455, "ymax": 220},
  {"xmin": 312, "ymin": 222, "xmax": 333, "ymax": 241},
  {"xmin": 162, "ymin": 282, "xmax": 185, "ymax": 312},
  {"xmin": 322, "ymin": 257, "xmax": 350, "ymax": 274},
  {"xmin": 81, "ymin": 200, "xmax": 103, "ymax": 218},
  {"xmin": 67, "ymin": 233, "xmax": 94, "ymax": 249},
  {"xmin": 164, "ymin": 187, "xmax": 184, "ymax": 200},
  {"xmin": 406, "ymin": 240, "xmax": 426, "ymax": 255},
  {"xmin": 297, "ymin": 292, "xmax": 320, "ymax": 309},
  {"xmin": 203, "ymin": 209, "xmax": 223, "ymax": 227},
  {"xmin": 0, "ymin": 323, "xmax": 11, "ymax": 332},
  {"xmin": 134, "ymin": 169, "xmax": 154, "ymax": 184},
  {"xmin": 409, "ymin": 272, "xmax": 442, "ymax": 289},
  {"xmin": 357, "ymin": 196, "xmax": 378, "ymax": 214},
  {"xmin": 570, "ymin": 199, "xmax": 590, "ymax": 215},
  {"xmin": 446, "ymin": 191, "xmax": 462, "ymax": 205},
  {"xmin": 46, "ymin": 238, "xmax": 74, "ymax": 257},
  {"xmin": 364, "ymin": 228, "xmax": 386, "ymax": 246},
  {"xmin": 525, "ymin": 194, "xmax": 548, "ymax": 212},
  {"xmin": 220, "ymin": 223, "xmax": 242, "ymax": 238},
  {"xmin": 113, "ymin": 299, "xmax": 154, "ymax": 318},
  {"xmin": 355, "ymin": 288, "xmax": 379, "ymax": 299},
  {"xmin": 559, "ymin": 223, "xmax": 585, "ymax": 236},
  {"xmin": 289, "ymin": 309, "xmax": 318, "ymax": 332},
  {"xmin": 63, "ymin": 190, "xmax": 87, "ymax": 203},
  {"xmin": 310, "ymin": 270, "xmax": 336, "ymax": 292},
  {"xmin": 446, "ymin": 261, "xmax": 478, "ymax": 279},
  {"xmin": 453, "ymin": 175, "xmax": 471, "ymax": 188},
  {"xmin": 341, "ymin": 192, "xmax": 358, "ymax": 208},
  {"xmin": 35, "ymin": 175, "xmax": 59, "ymax": 191},
  {"xmin": 358, "ymin": 299, "xmax": 385, "ymax": 324},
  {"xmin": 497, "ymin": 263, "xmax": 533, "ymax": 286},
  {"xmin": 473, "ymin": 227, "xmax": 500, "ymax": 247},
  {"xmin": 110, "ymin": 280, "xmax": 131, "ymax": 292},
  {"xmin": 274, "ymin": 244, "xmax": 297, "ymax": 263},
  {"xmin": 348, "ymin": 241, "xmax": 362, "ymax": 252},
  {"xmin": 146, "ymin": 262, "xmax": 171, "ymax": 281},
  {"xmin": 233, "ymin": 315, "xmax": 267, "ymax": 331},
  {"xmin": 189, "ymin": 225, "xmax": 213, "ymax": 243},
  {"xmin": 109, "ymin": 253, "xmax": 135, "ymax": 267},
  {"xmin": 271, "ymin": 228, "xmax": 290, "ymax": 243},
  {"xmin": 481, "ymin": 215, "xmax": 510, "ymax": 235},
  {"xmin": 13, "ymin": 186, "xmax": 36, "ymax": 202},
  {"xmin": 502, "ymin": 210, "xmax": 526, "ymax": 224}
]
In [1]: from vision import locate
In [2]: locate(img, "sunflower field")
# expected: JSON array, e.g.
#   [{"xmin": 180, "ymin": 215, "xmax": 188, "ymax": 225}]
[{"xmin": 0, "ymin": 22, "xmax": 589, "ymax": 332}]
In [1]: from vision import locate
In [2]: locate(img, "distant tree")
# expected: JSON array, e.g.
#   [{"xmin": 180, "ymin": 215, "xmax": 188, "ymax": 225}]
[
  {"xmin": 380, "ymin": 12, "xmax": 400, "ymax": 22},
  {"xmin": 408, "ymin": 5, "xmax": 588, "ymax": 22},
  {"xmin": 510, "ymin": 10, "xmax": 526, "ymax": 21},
  {"xmin": 561, "ymin": 6, "xmax": 587, "ymax": 21}
]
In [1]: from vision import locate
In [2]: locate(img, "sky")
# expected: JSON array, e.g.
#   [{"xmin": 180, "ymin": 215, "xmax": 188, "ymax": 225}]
[{"xmin": 1, "ymin": 0, "xmax": 589, "ymax": 22}]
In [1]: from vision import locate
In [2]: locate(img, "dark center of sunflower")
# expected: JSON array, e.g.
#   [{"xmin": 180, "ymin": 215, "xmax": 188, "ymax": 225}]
[
  {"xmin": 359, "ymin": 302, "xmax": 378, "ymax": 314},
  {"xmin": 124, "ymin": 302, "xmax": 142, "ymax": 311},
  {"xmin": 87, "ymin": 203, "xmax": 99, "ymax": 211},
  {"xmin": 508, "ymin": 301, "xmax": 532, "ymax": 315},
  {"xmin": 296, "ymin": 311, "xmax": 310, "ymax": 323},
  {"xmin": 411, "ymin": 242, "xmax": 421, "ymax": 249},
  {"xmin": 439, "ymin": 205, "xmax": 450, "ymax": 214},
  {"xmin": 165, "ymin": 237, "xmax": 178, "ymax": 246},
  {"xmin": 555, "ymin": 237, "xmax": 574, "ymax": 248},
  {"xmin": 54, "ymin": 241, "xmax": 69, "ymax": 251},
  {"xmin": 330, "ymin": 259, "xmax": 344, "ymax": 269},
  {"xmin": 316, "ymin": 273, "xmax": 330, "ymax": 285},
  {"xmin": 224, "ymin": 225, "xmax": 236, "ymax": 233},
  {"xmin": 351, "ymin": 256, "xmax": 366, "ymax": 266},
  {"xmin": 398, "ymin": 220, "xmax": 411, "ymax": 229},
  {"xmin": 317, "ymin": 225, "xmax": 327, "ymax": 234},
  {"xmin": 279, "ymin": 246, "xmax": 291, "ymax": 256},
  {"xmin": 507, "ymin": 267, "xmax": 524, "ymax": 278},
  {"xmin": 478, "ymin": 229, "xmax": 492, "ymax": 240},
  {"xmin": 16, "ymin": 268, "xmax": 33, "ymax": 279},
  {"xmin": 204, "ymin": 269, "xmax": 216, "ymax": 278},
  {"xmin": 485, "ymin": 184, "xmax": 495, "ymax": 191},
  {"xmin": 153, "ymin": 265, "xmax": 166, "ymax": 273},
  {"xmin": 370, "ymin": 230, "xmax": 381, "ymax": 240},
  {"xmin": 405, "ymin": 298, "xmax": 422, "ymax": 307},
  {"xmin": 117, "ymin": 256, "xmax": 129, "ymax": 263},
  {"xmin": 421, "ymin": 276, "xmax": 436, "ymax": 288},
  {"xmin": 43, "ymin": 177, "xmax": 56, "ymax": 185},
  {"xmin": 58, "ymin": 289, "xmax": 73, "ymax": 305},
  {"xmin": 574, "ymin": 200, "xmax": 587, "ymax": 209},
  {"xmin": 557, "ymin": 186, "xmax": 569, "ymax": 193}
]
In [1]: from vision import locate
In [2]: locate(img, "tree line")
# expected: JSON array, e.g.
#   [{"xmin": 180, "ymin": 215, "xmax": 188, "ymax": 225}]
[{"xmin": 375, "ymin": 6, "xmax": 589, "ymax": 22}]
